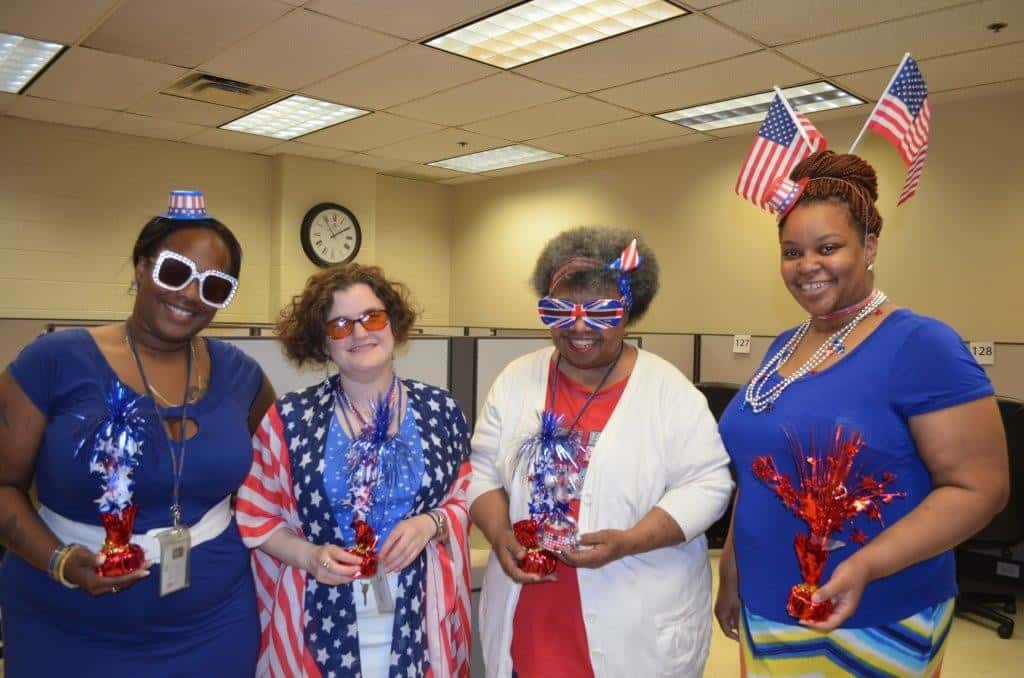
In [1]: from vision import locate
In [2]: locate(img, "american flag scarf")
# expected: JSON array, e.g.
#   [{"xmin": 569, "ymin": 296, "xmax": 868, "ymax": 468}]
[{"xmin": 237, "ymin": 377, "xmax": 472, "ymax": 677}]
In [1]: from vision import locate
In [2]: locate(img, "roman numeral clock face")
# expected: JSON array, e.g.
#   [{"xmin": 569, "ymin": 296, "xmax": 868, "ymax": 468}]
[{"xmin": 300, "ymin": 203, "xmax": 362, "ymax": 267}]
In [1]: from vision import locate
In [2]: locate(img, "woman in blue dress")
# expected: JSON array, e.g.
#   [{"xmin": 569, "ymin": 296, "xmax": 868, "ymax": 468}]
[{"xmin": 0, "ymin": 191, "xmax": 275, "ymax": 676}]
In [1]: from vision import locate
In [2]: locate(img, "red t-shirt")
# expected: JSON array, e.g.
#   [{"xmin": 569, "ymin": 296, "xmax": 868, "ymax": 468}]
[{"xmin": 510, "ymin": 362, "xmax": 628, "ymax": 678}]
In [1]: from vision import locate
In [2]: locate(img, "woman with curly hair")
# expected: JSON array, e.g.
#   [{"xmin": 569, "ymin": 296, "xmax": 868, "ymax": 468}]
[
  {"xmin": 236, "ymin": 264, "xmax": 473, "ymax": 677},
  {"xmin": 715, "ymin": 151, "xmax": 1007, "ymax": 676},
  {"xmin": 469, "ymin": 226, "xmax": 734, "ymax": 677}
]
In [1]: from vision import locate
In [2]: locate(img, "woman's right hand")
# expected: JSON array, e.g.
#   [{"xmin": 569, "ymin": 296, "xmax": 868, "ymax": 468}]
[
  {"xmin": 63, "ymin": 547, "xmax": 151, "ymax": 596},
  {"xmin": 493, "ymin": 528, "xmax": 556, "ymax": 585},
  {"xmin": 714, "ymin": 563, "xmax": 741, "ymax": 641},
  {"xmin": 305, "ymin": 542, "xmax": 364, "ymax": 586}
]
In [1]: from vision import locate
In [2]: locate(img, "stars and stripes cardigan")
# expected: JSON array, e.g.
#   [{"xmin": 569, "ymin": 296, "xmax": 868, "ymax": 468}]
[{"xmin": 237, "ymin": 376, "xmax": 473, "ymax": 677}]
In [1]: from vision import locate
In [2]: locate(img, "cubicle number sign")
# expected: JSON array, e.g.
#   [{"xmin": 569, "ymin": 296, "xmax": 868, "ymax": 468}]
[
  {"xmin": 733, "ymin": 335, "xmax": 752, "ymax": 354},
  {"xmin": 970, "ymin": 341, "xmax": 995, "ymax": 366}
]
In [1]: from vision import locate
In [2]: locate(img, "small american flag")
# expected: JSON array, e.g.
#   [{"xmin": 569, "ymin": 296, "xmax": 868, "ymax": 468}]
[
  {"xmin": 735, "ymin": 92, "xmax": 826, "ymax": 209},
  {"xmin": 866, "ymin": 54, "xmax": 931, "ymax": 205}
]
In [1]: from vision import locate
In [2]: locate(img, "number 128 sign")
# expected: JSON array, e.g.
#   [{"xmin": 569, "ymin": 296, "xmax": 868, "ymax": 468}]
[{"xmin": 969, "ymin": 342, "xmax": 995, "ymax": 366}]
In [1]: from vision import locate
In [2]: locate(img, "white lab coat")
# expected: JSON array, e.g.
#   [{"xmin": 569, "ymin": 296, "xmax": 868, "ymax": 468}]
[{"xmin": 469, "ymin": 347, "xmax": 734, "ymax": 678}]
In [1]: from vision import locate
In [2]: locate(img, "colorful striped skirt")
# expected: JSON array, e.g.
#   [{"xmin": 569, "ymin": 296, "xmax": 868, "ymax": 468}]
[{"xmin": 739, "ymin": 598, "xmax": 954, "ymax": 677}]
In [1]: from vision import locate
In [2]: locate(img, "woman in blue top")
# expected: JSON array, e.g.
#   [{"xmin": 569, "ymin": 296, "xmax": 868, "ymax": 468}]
[
  {"xmin": 715, "ymin": 152, "xmax": 1008, "ymax": 677},
  {"xmin": 0, "ymin": 191, "xmax": 275, "ymax": 677}
]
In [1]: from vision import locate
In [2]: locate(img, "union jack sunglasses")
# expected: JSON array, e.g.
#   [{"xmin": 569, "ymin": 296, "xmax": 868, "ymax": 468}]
[{"xmin": 537, "ymin": 296, "xmax": 625, "ymax": 330}]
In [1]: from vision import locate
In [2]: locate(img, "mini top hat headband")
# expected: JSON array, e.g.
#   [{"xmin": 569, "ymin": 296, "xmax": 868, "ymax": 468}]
[
  {"xmin": 548, "ymin": 239, "xmax": 643, "ymax": 310},
  {"xmin": 163, "ymin": 190, "xmax": 211, "ymax": 220}
]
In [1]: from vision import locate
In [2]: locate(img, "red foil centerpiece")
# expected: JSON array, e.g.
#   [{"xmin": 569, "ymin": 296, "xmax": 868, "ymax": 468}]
[
  {"xmin": 752, "ymin": 427, "xmax": 904, "ymax": 622},
  {"xmin": 97, "ymin": 503, "xmax": 145, "ymax": 577},
  {"xmin": 513, "ymin": 518, "xmax": 558, "ymax": 576},
  {"xmin": 347, "ymin": 519, "xmax": 379, "ymax": 578}
]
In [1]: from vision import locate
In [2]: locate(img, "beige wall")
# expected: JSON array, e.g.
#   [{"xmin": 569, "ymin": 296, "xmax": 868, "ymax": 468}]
[
  {"xmin": 450, "ymin": 91, "xmax": 1024, "ymax": 343},
  {"xmin": 0, "ymin": 117, "xmax": 456, "ymax": 333},
  {"xmin": 0, "ymin": 116, "xmax": 273, "ymax": 323}
]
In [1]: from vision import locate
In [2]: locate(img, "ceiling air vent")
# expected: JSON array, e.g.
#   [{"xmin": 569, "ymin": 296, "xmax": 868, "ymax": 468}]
[{"xmin": 161, "ymin": 73, "xmax": 287, "ymax": 110}]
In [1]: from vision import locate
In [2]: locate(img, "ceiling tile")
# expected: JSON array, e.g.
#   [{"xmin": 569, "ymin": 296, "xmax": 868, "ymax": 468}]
[
  {"xmin": 26, "ymin": 47, "xmax": 186, "ymax": 110},
  {"xmin": 0, "ymin": 0, "xmax": 118, "ymax": 44},
  {"xmin": 7, "ymin": 95, "xmax": 116, "ymax": 128},
  {"xmin": 184, "ymin": 128, "xmax": 280, "ymax": 153},
  {"xmin": 580, "ymin": 133, "xmax": 710, "ymax": 160},
  {"xmin": 930, "ymin": 77, "xmax": 1024, "ymax": 104},
  {"xmin": 100, "ymin": 112, "xmax": 203, "ymax": 140},
  {"xmin": 300, "ymin": 112, "xmax": 441, "ymax": 151},
  {"xmin": 779, "ymin": 0, "xmax": 1024, "ymax": 76},
  {"xmin": 483, "ymin": 155, "xmax": 585, "ymax": 177},
  {"xmin": 836, "ymin": 42, "xmax": 1024, "ymax": 100},
  {"xmin": 387, "ymin": 164, "xmax": 465, "ymax": 181},
  {"xmin": 335, "ymin": 152, "xmax": 409, "ymax": 171},
  {"xmin": 307, "ymin": 0, "xmax": 516, "ymax": 41},
  {"xmin": 369, "ymin": 127, "xmax": 510, "ymax": 163},
  {"xmin": 684, "ymin": 0, "xmax": 734, "ymax": 8},
  {"xmin": 463, "ymin": 95, "xmax": 636, "ymax": 140},
  {"xmin": 0, "ymin": 92, "xmax": 17, "ymax": 114},
  {"xmin": 302, "ymin": 43, "xmax": 498, "ymax": 110},
  {"xmin": 262, "ymin": 140, "xmax": 349, "ymax": 159},
  {"xmin": 387, "ymin": 73, "xmax": 571, "ymax": 126},
  {"xmin": 200, "ymin": 9, "xmax": 404, "ymax": 91},
  {"xmin": 441, "ymin": 174, "xmax": 490, "ymax": 184},
  {"xmin": 127, "ymin": 93, "xmax": 242, "ymax": 126},
  {"xmin": 83, "ymin": 0, "xmax": 290, "ymax": 68},
  {"xmin": 514, "ymin": 14, "xmax": 759, "ymax": 93},
  {"xmin": 591, "ymin": 50, "xmax": 817, "ymax": 113},
  {"xmin": 529, "ymin": 116, "xmax": 694, "ymax": 155},
  {"xmin": 708, "ymin": 0, "xmax": 967, "ymax": 47}
]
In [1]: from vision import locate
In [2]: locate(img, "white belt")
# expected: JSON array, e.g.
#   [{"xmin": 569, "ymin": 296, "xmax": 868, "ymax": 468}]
[{"xmin": 39, "ymin": 496, "xmax": 233, "ymax": 564}]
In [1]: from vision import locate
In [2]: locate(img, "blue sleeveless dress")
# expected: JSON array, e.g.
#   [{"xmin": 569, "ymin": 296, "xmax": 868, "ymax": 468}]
[{"xmin": 1, "ymin": 329, "xmax": 263, "ymax": 677}]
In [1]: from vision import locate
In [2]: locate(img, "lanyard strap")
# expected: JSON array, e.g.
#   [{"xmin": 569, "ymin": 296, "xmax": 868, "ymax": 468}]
[
  {"xmin": 125, "ymin": 323, "xmax": 192, "ymax": 528},
  {"xmin": 548, "ymin": 342, "xmax": 625, "ymax": 435}
]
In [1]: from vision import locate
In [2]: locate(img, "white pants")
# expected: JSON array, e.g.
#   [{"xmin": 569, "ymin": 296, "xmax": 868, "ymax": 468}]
[{"xmin": 354, "ymin": 570, "xmax": 400, "ymax": 677}]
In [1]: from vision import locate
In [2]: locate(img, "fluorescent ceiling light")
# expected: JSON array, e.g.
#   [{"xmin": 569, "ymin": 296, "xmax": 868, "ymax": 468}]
[
  {"xmin": 430, "ymin": 145, "xmax": 563, "ymax": 173},
  {"xmin": 426, "ymin": 0, "xmax": 687, "ymax": 69},
  {"xmin": 657, "ymin": 82, "xmax": 865, "ymax": 132},
  {"xmin": 221, "ymin": 95, "xmax": 368, "ymax": 140},
  {"xmin": 0, "ymin": 33, "xmax": 63, "ymax": 94}
]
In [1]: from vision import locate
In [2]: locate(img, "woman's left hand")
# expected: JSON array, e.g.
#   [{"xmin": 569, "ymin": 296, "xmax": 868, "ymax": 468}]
[
  {"xmin": 379, "ymin": 514, "xmax": 435, "ymax": 573},
  {"xmin": 558, "ymin": 529, "xmax": 634, "ymax": 569},
  {"xmin": 799, "ymin": 557, "xmax": 872, "ymax": 632}
]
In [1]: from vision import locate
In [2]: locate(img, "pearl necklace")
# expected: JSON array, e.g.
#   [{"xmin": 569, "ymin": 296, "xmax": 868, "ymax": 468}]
[{"xmin": 744, "ymin": 290, "xmax": 887, "ymax": 414}]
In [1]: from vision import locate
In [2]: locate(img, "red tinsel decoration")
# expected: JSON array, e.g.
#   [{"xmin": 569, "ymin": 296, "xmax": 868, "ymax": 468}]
[
  {"xmin": 752, "ymin": 426, "xmax": 904, "ymax": 622},
  {"xmin": 513, "ymin": 519, "xmax": 558, "ymax": 576},
  {"xmin": 347, "ymin": 519, "xmax": 379, "ymax": 578}
]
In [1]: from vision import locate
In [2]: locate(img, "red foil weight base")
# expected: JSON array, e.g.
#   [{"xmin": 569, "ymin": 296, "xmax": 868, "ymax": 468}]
[
  {"xmin": 96, "ymin": 504, "xmax": 145, "ymax": 577},
  {"xmin": 786, "ymin": 583, "xmax": 833, "ymax": 622}
]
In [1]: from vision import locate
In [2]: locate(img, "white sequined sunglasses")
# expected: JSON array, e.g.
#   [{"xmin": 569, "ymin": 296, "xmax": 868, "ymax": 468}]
[{"xmin": 151, "ymin": 250, "xmax": 239, "ymax": 309}]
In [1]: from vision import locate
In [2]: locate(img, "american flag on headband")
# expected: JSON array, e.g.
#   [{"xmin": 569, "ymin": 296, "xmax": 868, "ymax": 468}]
[
  {"xmin": 608, "ymin": 238, "xmax": 641, "ymax": 272},
  {"xmin": 538, "ymin": 297, "xmax": 625, "ymax": 330},
  {"xmin": 735, "ymin": 92, "xmax": 826, "ymax": 210},
  {"xmin": 865, "ymin": 54, "xmax": 931, "ymax": 205}
]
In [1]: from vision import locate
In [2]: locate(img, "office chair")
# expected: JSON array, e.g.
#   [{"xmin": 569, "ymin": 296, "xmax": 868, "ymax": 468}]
[
  {"xmin": 695, "ymin": 382, "xmax": 741, "ymax": 549},
  {"xmin": 955, "ymin": 396, "xmax": 1024, "ymax": 639}
]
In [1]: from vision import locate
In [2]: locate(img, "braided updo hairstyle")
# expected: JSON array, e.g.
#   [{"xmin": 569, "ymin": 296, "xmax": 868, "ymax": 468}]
[{"xmin": 786, "ymin": 150, "xmax": 883, "ymax": 237}]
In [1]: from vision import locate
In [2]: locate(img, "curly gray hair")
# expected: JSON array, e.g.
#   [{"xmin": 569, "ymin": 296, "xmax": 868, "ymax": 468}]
[{"xmin": 530, "ymin": 226, "xmax": 659, "ymax": 324}]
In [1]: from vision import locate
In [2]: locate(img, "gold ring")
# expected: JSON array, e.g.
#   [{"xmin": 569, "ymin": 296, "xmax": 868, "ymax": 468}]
[
  {"xmin": 111, "ymin": 585, "xmax": 120, "ymax": 594},
  {"xmin": 319, "ymin": 559, "xmax": 330, "ymax": 569}
]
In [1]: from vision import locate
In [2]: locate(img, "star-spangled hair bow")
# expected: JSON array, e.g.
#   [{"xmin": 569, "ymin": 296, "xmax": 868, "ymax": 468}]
[{"xmin": 606, "ymin": 238, "xmax": 642, "ymax": 309}]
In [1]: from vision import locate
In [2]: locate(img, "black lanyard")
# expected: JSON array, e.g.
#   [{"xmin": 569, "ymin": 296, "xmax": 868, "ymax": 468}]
[
  {"xmin": 548, "ymin": 342, "xmax": 625, "ymax": 436},
  {"xmin": 125, "ymin": 323, "xmax": 192, "ymax": 528}
]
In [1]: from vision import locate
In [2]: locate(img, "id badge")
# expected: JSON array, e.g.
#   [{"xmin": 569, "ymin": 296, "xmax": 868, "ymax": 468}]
[
  {"xmin": 371, "ymin": 573, "xmax": 395, "ymax": 613},
  {"xmin": 157, "ymin": 527, "xmax": 191, "ymax": 596}
]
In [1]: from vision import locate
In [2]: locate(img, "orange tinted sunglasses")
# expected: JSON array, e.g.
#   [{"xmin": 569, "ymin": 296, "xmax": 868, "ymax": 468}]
[{"xmin": 325, "ymin": 309, "xmax": 390, "ymax": 340}]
